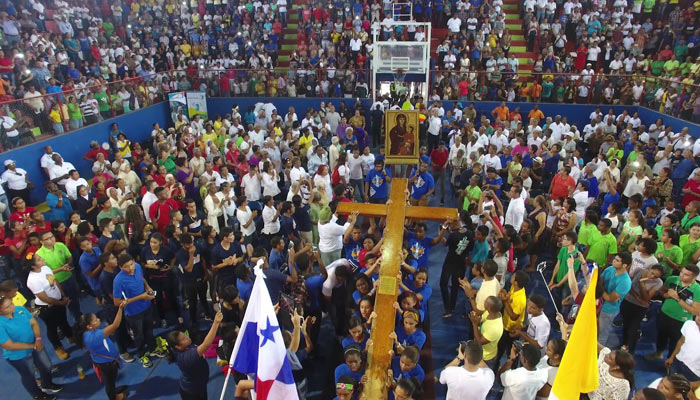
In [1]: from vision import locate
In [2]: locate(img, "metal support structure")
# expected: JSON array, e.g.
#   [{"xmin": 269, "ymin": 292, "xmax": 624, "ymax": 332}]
[{"xmin": 371, "ymin": 5, "xmax": 431, "ymax": 103}]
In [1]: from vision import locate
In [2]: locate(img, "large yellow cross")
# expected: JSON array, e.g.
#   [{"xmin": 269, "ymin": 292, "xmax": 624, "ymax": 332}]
[{"xmin": 336, "ymin": 177, "xmax": 458, "ymax": 400}]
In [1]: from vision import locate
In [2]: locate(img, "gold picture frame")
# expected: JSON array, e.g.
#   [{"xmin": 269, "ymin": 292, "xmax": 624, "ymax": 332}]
[{"xmin": 384, "ymin": 110, "xmax": 420, "ymax": 165}]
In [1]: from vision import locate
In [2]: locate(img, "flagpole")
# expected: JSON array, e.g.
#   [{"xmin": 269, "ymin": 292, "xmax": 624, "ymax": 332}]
[
  {"xmin": 219, "ymin": 366, "xmax": 233, "ymax": 400},
  {"xmin": 536, "ymin": 261, "xmax": 560, "ymax": 315}
]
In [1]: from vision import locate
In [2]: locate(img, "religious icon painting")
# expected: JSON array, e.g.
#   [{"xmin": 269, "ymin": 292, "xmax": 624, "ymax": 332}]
[{"xmin": 385, "ymin": 110, "xmax": 420, "ymax": 165}]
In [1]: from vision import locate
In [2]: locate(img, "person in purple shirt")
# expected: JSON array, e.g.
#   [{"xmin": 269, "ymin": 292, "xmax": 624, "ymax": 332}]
[
  {"xmin": 175, "ymin": 158, "xmax": 196, "ymax": 200},
  {"xmin": 336, "ymin": 117, "xmax": 350, "ymax": 140}
]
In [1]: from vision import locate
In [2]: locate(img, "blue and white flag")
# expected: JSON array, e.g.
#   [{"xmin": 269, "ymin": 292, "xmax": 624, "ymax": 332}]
[{"xmin": 229, "ymin": 261, "xmax": 299, "ymax": 399}]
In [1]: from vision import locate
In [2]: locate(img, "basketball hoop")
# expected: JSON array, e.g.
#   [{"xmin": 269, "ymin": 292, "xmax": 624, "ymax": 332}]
[{"xmin": 393, "ymin": 68, "xmax": 406, "ymax": 85}]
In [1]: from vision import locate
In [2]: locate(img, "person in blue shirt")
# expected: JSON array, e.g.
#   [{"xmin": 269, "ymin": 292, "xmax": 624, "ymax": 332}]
[
  {"xmin": 484, "ymin": 167, "xmax": 504, "ymax": 198},
  {"xmin": 112, "ymin": 254, "xmax": 158, "ymax": 367},
  {"xmin": 344, "ymin": 225, "xmax": 364, "ymax": 266},
  {"xmin": 78, "ymin": 238, "xmax": 104, "ymax": 299},
  {"xmin": 409, "ymin": 160, "xmax": 435, "ymax": 205},
  {"xmin": 391, "ymin": 309, "xmax": 427, "ymax": 351},
  {"xmin": 165, "ymin": 311, "xmax": 224, "ymax": 400},
  {"xmin": 469, "ymin": 225, "xmax": 491, "ymax": 266},
  {"xmin": 405, "ymin": 222, "xmax": 447, "ymax": 269},
  {"xmin": 598, "ymin": 252, "xmax": 632, "ymax": 348},
  {"xmin": 342, "ymin": 316, "xmax": 369, "ymax": 350},
  {"xmin": 389, "ymin": 346, "xmax": 425, "ymax": 387},
  {"xmin": 175, "ymin": 234, "xmax": 212, "ymax": 327},
  {"xmin": 75, "ymin": 302, "xmax": 129, "ymax": 400},
  {"xmin": 0, "ymin": 296, "xmax": 63, "ymax": 399},
  {"xmin": 234, "ymin": 263, "xmax": 253, "ymax": 303},
  {"xmin": 268, "ymin": 236, "xmax": 288, "ymax": 272},
  {"xmin": 671, "ymin": 149, "xmax": 697, "ymax": 201},
  {"xmin": 401, "ymin": 268, "xmax": 433, "ymax": 314},
  {"xmin": 279, "ymin": 201, "xmax": 298, "ymax": 240},
  {"xmin": 334, "ymin": 344, "xmax": 365, "ymax": 385},
  {"xmin": 365, "ymin": 159, "xmax": 392, "ymax": 203}
]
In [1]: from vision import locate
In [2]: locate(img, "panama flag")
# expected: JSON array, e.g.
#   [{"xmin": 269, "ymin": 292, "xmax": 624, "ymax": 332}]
[{"xmin": 228, "ymin": 262, "xmax": 299, "ymax": 400}]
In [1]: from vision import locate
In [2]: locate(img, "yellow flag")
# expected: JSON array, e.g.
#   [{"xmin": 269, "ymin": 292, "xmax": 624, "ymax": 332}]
[{"xmin": 551, "ymin": 268, "xmax": 599, "ymax": 400}]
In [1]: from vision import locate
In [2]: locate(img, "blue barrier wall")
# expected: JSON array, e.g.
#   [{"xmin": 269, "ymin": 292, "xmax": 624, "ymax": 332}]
[
  {"xmin": 636, "ymin": 106, "xmax": 700, "ymax": 136},
  {"xmin": 0, "ymin": 102, "xmax": 170, "ymax": 204},
  {"xmin": 206, "ymin": 97, "xmax": 649, "ymax": 134}
]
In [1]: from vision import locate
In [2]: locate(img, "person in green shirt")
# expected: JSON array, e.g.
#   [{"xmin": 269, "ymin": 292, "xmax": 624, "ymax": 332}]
[
  {"xmin": 549, "ymin": 232, "xmax": 581, "ymax": 310},
  {"xmin": 680, "ymin": 203, "xmax": 700, "ymax": 233},
  {"xmin": 35, "ymin": 230, "xmax": 81, "ymax": 320},
  {"xmin": 664, "ymin": 56, "xmax": 680, "ymax": 75},
  {"xmin": 94, "ymin": 90, "xmax": 111, "ymax": 120},
  {"xmin": 674, "ymin": 40, "xmax": 689, "ymax": 60},
  {"xmin": 158, "ymin": 150, "xmax": 177, "ymax": 175},
  {"xmin": 651, "ymin": 57, "xmax": 665, "ymax": 76},
  {"xmin": 577, "ymin": 211, "xmax": 600, "ymax": 250},
  {"xmin": 110, "ymin": 92, "xmax": 122, "ymax": 114},
  {"xmin": 103, "ymin": 21, "xmax": 114, "ymax": 37},
  {"xmin": 462, "ymin": 175, "xmax": 482, "ymax": 211},
  {"xmin": 679, "ymin": 224, "xmax": 700, "ymax": 266},
  {"xmin": 67, "ymin": 95, "xmax": 83, "ymax": 130},
  {"xmin": 646, "ymin": 265, "xmax": 700, "ymax": 360},
  {"xmin": 586, "ymin": 218, "xmax": 618, "ymax": 267},
  {"xmin": 96, "ymin": 197, "xmax": 125, "ymax": 239},
  {"xmin": 656, "ymin": 228, "xmax": 684, "ymax": 278}
]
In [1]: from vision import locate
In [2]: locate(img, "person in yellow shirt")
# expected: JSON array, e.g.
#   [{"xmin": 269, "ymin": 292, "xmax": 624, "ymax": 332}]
[
  {"xmin": 49, "ymin": 103, "xmax": 65, "ymax": 135},
  {"xmin": 496, "ymin": 271, "xmax": 529, "ymax": 363},
  {"xmin": 0, "ymin": 279, "xmax": 27, "ymax": 306},
  {"xmin": 180, "ymin": 41, "xmax": 192, "ymax": 58},
  {"xmin": 202, "ymin": 124, "xmax": 218, "ymax": 145},
  {"xmin": 470, "ymin": 295, "xmax": 504, "ymax": 369}
]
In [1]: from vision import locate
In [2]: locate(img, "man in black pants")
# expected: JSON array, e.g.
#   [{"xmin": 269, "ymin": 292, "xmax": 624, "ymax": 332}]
[
  {"xmin": 646, "ymin": 265, "xmax": 700, "ymax": 361},
  {"xmin": 112, "ymin": 254, "xmax": 161, "ymax": 368},
  {"xmin": 175, "ymin": 234, "xmax": 213, "ymax": 327},
  {"xmin": 440, "ymin": 214, "xmax": 474, "ymax": 318}
]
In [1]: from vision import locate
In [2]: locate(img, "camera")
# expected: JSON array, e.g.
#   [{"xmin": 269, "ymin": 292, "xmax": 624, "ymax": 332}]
[{"xmin": 459, "ymin": 341, "xmax": 468, "ymax": 355}]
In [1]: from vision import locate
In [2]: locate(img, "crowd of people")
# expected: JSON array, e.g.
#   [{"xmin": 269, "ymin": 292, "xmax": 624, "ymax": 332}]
[
  {"xmin": 0, "ymin": 0, "xmax": 697, "ymax": 399},
  {"xmin": 0, "ymin": 90, "xmax": 698, "ymax": 400},
  {"xmin": 0, "ymin": 0, "xmax": 698, "ymax": 150}
]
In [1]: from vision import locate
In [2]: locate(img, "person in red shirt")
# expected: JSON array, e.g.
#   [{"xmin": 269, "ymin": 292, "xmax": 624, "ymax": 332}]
[
  {"xmin": 84, "ymin": 141, "xmax": 110, "ymax": 162},
  {"xmin": 458, "ymin": 78, "xmax": 469, "ymax": 100},
  {"xmin": 149, "ymin": 186, "xmax": 179, "ymax": 234},
  {"xmin": 430, "ymin": 141, "xmax": 450, "ymax": 205},
  {"xmin": 4, "ymin": 220, "xmax": 28, "ymax": 263},
  {"xmin": 9, "ymin": 197, "xmax": 34, "ymax": 224},
  {"xmin": 549, "ymin": 166, "xmax": 576, "ymax": 200}
]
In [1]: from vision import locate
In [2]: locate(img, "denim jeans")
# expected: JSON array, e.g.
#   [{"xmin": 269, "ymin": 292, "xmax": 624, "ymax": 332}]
[
  {"xmin": 671, "ymin": 359, "xmax": 700, "ymax": 381},
  {"xmin": 7, "ymin": 348, "xmax": 54, "ymax": 397},
  {"xmin": 598, "ymin": 310, "xmax": 617, "ymax": 348}
]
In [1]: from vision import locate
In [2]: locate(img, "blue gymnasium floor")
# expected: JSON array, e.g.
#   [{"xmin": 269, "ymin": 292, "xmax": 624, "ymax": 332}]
[{"xmin": 0, "ymin": 192, "xmax": 666, "ymax": 399}]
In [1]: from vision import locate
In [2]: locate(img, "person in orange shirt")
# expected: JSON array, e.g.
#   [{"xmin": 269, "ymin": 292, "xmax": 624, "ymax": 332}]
[
  {"xmin": 491, "ymin": 101, "xmax": 510, "ymax": 121},
  {"xmin": 529, "ymin": 82, "xmax": 542, "ymax": 102},
  {"xmin": 528, "ymin": 103, "xmax": 545, "ymax": 122}
]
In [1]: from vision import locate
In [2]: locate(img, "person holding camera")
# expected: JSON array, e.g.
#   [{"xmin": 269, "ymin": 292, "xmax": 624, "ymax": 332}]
[
  {"xmin": 439, "ymin": 340, "xmax": 495, "ymax": 400},
  {"xmin": 499, "ymin": 343, "xmax": 548, "ymax": 400}
]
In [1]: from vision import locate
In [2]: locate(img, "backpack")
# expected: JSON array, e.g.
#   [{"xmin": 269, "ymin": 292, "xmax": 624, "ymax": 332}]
[{"xmin": 331, "ymin": 165, "xmax": 341, "ymax": 186}]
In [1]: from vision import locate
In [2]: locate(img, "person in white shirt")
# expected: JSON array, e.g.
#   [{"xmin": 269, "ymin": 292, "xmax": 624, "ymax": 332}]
[
  {"xmin": 261, "ymin": 195, "xmax": 281, "ymax": 236},
  {"xmin": 505, "ymin": 185, "xmax": 526, "ymax": 231},
  {"xmin": 499, "ymin": 343, "xmax": 548, "ymax": 400},
  {"xmin": 321, "ymin": 258, "xmax": 354, "ymax": 299},
  {"xmin": 47, "ymin": 154, "xmax": 76, "ymax": 187},
  {"xmin": 141, "ymin": 181, "xmax": 158, "ymax": 222},
  {"xmin": 1, "ymin": 159, "xmax": 31, "ymax": 202},
  {"xmin": 535, "ymin": 339, "xmax": 566, "ymax": 400},
  {"xmin": 346, "ymin": 148, "xmax": 365, "ymax": 201},
  {"xmin": 666, "ymin": 316, "xmax": 700, "ymax": 381},
  {"xmin": 317, "ymin": 206, "xmax": 358, "ymax": 266},
  {"xmin": 241, "ymin": 166, "xmax": 262, "ymax": 204},
  {"xmin": 447, "ymin": 16, "xmax": 462, "ymax": 33},
  {"xmin": 64, "ymin": 170, "xmax": 88, "ymax": 201},
  {"xmin": 439, "ymin": 340, "xmax": 495, "ymax": 400}
]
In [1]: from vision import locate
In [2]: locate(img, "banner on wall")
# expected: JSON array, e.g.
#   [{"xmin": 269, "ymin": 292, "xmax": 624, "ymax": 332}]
[
  {"xmin": 186, "ymin": 91, "xmax": 208, "ymax": 120},
  {"xmin": 168, "ymin": 92, "xmax": 187, "ymax": 125}
]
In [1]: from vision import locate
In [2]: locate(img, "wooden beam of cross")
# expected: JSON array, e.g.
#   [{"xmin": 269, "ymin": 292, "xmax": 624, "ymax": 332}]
[{"xmin": 336, "ymin": 177, "xmax": 458, "ymax": 400}]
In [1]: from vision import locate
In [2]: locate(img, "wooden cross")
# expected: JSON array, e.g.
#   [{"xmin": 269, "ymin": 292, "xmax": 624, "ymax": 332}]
[{"xmin": 336, "ymin": 177, "xmax": 458, "ymax": 400}]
